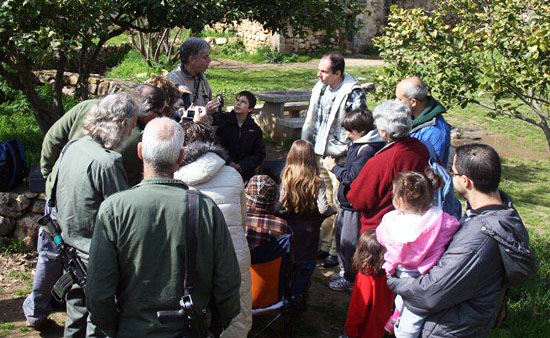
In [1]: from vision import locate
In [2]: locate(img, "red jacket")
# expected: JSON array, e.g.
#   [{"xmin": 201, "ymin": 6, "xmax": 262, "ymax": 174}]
[
  {"xmin": 345, "ymin": 273, "xmax": 394, "ymax": 338},
  {"xmin": 347, "ymin": 137, "xmax": 429, "ymax": 234}
]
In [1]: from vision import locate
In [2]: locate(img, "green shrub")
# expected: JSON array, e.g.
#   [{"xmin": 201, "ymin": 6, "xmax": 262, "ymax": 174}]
[
  {"xmin": 0, "ymin": 78, "xmax": 78, "ymax": 164},
  {"xmin": 200, "ymin": 28, "xmax": 236, "ymax": 39}
]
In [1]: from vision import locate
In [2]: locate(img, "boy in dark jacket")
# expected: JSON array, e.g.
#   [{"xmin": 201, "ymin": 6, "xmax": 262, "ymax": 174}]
[
  {"xmin": 216, "ymin": 91, "xmax": 266, "ymax": 182},
  {"xmin": 323, "ymin": 109, "xmax": 385, "ymax": 291}
]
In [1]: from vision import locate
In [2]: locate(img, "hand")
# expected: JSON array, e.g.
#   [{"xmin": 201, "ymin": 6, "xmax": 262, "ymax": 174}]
[
  {"xmin": 205, "ymin": 100, "xmax": 221, "ymax": 115},
  {"xmin": 323, "ymin": 156, "xmax": 336, "ymax": 171},
  {"xmin": 192, "ymin": 106, "xmax": 209, "ymax": 123}
]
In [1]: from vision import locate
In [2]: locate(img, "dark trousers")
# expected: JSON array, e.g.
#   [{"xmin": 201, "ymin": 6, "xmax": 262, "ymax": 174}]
[{"xmin": 334, "ymin": 209, "xmax": 361, "ymax": 283}]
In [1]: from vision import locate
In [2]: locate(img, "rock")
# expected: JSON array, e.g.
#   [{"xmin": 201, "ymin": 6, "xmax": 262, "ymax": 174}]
[
  {"xmin": 13, "ymin": 213, "xmax": 42, "ymax": 250},
  {"xmin": 0, "ymin": 216, "xmax": 15, "ymax": 236},
  {"xmin": 215, "ymin": 37, "xmax": 228, "ymax": 45},
  {"xmin": 0, "ymin": 193, "xmax": 32, "ymax": 218},
  {"xmin": 68, "ymin": 73, "xmax": 79, "ymax": 85},
  {"xmin": 204, "ymin": 37, "xmax": 214, "ymax": 44},
  {"xmin": 30, "ymin": 200, "xmax": 46, "ymax": 214},
  {"xmin": 87, "ymin": 83, "xmax": 98, "ymax": 95},
  {"xmin": 24, "ymin": 192, "xmax": 38, "ymax": 199},
  {"xmin": 97, "ymin": 81, "xmax": 110, "ymax": 96},
  {"xmin": 228, "ymin": 37, "xmax": 239, "ymax": 44},
  {"xmin": 62, "ymin": 86, "xmax": 76, "ymax": 96},
  {"xmin": 88, "ymin": 76, "xmax": 101, "ymax": 85}
]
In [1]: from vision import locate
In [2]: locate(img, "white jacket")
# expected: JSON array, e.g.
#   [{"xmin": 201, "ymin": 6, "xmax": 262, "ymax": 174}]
[
  {"xmin": 302, "ymin": 73, "xmax": 362, "ymax": 157},
  {"xmin": 174, "ymin": 142, "xmax": 252, "ymax": 338}
]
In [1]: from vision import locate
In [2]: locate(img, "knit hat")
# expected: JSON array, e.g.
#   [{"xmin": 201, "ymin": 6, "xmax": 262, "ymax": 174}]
[{"xmin": 246, "ymin": 175, "xmax": 277, "ymax": 212}]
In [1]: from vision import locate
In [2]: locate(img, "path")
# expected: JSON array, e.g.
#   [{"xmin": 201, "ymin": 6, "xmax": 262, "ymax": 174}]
[{"xmin": 210, "ymin": 56, "xmax": 384, "ymax": 70}]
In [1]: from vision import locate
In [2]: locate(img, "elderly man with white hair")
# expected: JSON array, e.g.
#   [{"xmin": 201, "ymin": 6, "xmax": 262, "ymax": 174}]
[
  {"xmin": 86, "ymin": 118, "xmax": 241, "ymax": 338},
  {"xmin": 53, "ymin": 93, "xmax": 139, "ymax": 337},
  {"xmin": 395, "ymin": 76, "xmax": 451, "ymax": 166},
  {"xmin": 347, "ymin": 100, "xmax": 430, "ymax": 235}
]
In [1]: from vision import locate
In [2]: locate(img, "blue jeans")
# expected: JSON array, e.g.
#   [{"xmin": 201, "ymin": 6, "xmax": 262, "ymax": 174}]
[
  {"xmin": 394, "ymin": 269, "xmax": 425, "ymax": 338},
  {"xmin": 22, "ymin": 205, "xmax": 63, "ymax": 324},
  {"xmin": 292, "ymin": 261, "xmax": 316, "ymax": 298}
]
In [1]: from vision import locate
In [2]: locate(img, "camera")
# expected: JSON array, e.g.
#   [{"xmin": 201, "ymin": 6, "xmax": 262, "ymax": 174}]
[
  {"xmin": 216, "ymin": 94, "xmax": 224, "ymax": 109},
  {"xmin": 177, "ymin": 107, "xmax": 197, "ymax": 122}
]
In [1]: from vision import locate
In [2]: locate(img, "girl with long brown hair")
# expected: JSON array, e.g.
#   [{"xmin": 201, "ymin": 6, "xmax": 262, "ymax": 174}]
[{"xmin": 278, "ymin": 140, "xmax": 336, "ymax": 304}]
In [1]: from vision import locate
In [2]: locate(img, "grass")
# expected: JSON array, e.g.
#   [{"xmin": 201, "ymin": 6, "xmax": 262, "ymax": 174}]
[
  {"xmin": 0, "ymin": 81, "xmax": 78, "ymax": 165},
  {"xmin": 0, "ymin": 238, "xmax": 29, "ymax": 255},
  {"xmin": 0, "ymin": 322, "xmax": 15, "ymax": 338}
]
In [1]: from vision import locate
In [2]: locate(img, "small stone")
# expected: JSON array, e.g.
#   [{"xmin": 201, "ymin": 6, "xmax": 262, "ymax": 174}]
[
  {"xmin": 24, "ymin": 192, "xmax": 38, "ymax": 199},
  {"xmin": 62, "ymin": 86, "xmax": 76, "ymax": 96},
  {"xmin": 135, "ymin": 73, "xmax": 148, "ymax": 79},
  {"xmin": 97, "ymin": 81, "xmax": 110, "ymax": 96},
  {"xmin": 0, "ymin": 193, "xmax": 32, "ymax": 218},
  {"xmin": 0, "ymin": 216, "xmax": 15, "ymax": 236},
  {"xmin": 88, "ymin": 76, "xmax": 101, "ymax": 85},
  {"xmin": 87, "ymin": 83, "xmax": 98, "ymax": 95},
  {"xmin": 204, "ymin": 37, "xmax": 214, "ymax": 44},
  {"xmin": 215, "ymin": 37, "xmax": 227, "ymax": 45},
  {"xmin": 68, "ymin": 73, "xmax": 79, "ymax": 85},
  {"xmin": 13, "ymin": 213, "xmax": 42, "ymax": 250},
  {"xmin": 30, "ymin": 200, "xmax": 46, "ymax": 214},
  {"xmin": 228, "ymin": 37, "xmax": 239, "ymax": 44}
]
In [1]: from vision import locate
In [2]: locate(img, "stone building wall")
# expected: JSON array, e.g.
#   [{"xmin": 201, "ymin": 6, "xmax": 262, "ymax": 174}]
[{"xmin": 225, "ymin": 0, "xmax": 434, "ymax": 54}]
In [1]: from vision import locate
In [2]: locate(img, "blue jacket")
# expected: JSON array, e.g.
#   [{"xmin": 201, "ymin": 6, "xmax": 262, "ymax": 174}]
[{"xmin": 410, "ymin": 98, "xmax": 451, "ymax": 167}]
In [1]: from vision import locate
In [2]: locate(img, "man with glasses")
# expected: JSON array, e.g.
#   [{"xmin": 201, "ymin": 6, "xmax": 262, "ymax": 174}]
[{"xmin": 387, "ymin": 143, "xmax": 537, "ymax": 337}]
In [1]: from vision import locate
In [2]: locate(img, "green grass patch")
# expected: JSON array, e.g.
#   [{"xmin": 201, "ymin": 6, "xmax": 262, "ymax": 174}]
[
  {"xmin": 200, "ymin": 29, "xmax": 236, "ymax": 39},
  {"xmin": 0, "ymin": 79, "xmax": 78, "ymax": 164},
  {"xmin": 0, "ymin": 322, "xmax": 15, "ymax": 338},
  {"xmin": 7, "ymin": 270, "xmax": 32, "ymax": 298},
  {"xmin": 104, "ymin": 32, "xmax": 131, "ymax": 46},
  {"xmin": 0, "ymin": 238, "xmax": 29, "ymax": 255}
]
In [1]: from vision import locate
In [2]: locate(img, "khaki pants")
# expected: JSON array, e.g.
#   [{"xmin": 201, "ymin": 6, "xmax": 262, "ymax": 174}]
[{"xmin": 317, "ymin": 156, "xmax": 341, "ymax": 256}]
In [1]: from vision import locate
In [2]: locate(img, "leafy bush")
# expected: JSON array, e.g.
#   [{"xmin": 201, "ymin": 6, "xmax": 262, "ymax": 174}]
[
  {"xmin": 200, "ymin": 28, "xmax": 236, "ymax": 39},
  {"xmin": 0, "ymin": 78, "xmax": 78, "ymax": 164}
]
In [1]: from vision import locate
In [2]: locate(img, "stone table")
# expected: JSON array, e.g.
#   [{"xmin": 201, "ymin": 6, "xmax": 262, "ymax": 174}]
[{"xmin": 254, "ymin": 90, "xmax": 311, "ymax": 142}]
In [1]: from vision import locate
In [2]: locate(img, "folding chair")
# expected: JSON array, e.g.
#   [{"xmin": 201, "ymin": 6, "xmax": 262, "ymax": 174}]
[{"xmin": 249, "ymin": 233, "xmax": 294, "ymax": 338}]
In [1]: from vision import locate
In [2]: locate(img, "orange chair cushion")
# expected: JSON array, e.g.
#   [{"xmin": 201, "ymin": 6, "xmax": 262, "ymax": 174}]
[{"xmin": 251, "ymin": 257, "xmax": 282, "ymax": 309}]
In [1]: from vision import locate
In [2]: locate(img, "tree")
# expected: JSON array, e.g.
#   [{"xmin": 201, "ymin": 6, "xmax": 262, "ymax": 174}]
[
  {"xmin": 373, "ymin": 0, "xmax": 550, "ymax": 152},
  {"xmin": 0, "ymin": 0, "xmax": 350, "ymax": 133}
]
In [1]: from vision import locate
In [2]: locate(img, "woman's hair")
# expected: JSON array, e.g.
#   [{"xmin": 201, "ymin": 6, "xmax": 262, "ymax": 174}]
[
  {"xmin": 342, "ymin": 109, "xmax": 374, "ymax": 134},
  {"xmin": 372, "ymin": 100, "xmax": 412, "ymax": 141},
  {"xmin": 392, "ymin": 167, "xmax": 443, "ymax": 214},
  {"xmin": 181, "ymin": 121, "xmax": 215, "ymax": 146},
  {"xmin": 352, "ymin": 231, "xmax": 386, "ymax": 276},
  {"xmin": 280, "ymin": 140, "xmax": 321, "ymax": 214}
]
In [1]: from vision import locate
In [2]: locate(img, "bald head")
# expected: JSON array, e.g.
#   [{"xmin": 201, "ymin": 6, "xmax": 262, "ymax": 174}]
[
  {"xmin": 395, "ymin": 76, "xmax": 429, "ymax": 117},
  {"xmin": 140, "ymin": 117, "xmax": 184, "ymax": 177}
]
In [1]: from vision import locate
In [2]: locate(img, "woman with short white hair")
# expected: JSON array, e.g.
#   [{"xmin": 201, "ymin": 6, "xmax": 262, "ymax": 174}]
[{"xmin": 347, "ymin": 100, "xmax": 430, "ymax": 235}]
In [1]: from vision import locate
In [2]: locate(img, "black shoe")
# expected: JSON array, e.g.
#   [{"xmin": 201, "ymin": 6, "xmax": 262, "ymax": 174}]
[
  {"xmin": 323, "ymin": 255, "xmax": 339, "ymax": 268},
  {"xmin": 316, "ymin": 250, "xmax": 329, "ymax": 260}
]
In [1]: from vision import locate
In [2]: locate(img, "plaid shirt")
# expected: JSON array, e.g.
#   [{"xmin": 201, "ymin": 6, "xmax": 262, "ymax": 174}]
[{"xmin": 245, "ymin": 211, "xmax": 289, "ymax": 250}]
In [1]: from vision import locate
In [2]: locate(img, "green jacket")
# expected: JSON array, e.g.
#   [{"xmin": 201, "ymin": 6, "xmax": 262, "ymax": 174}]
[
  {"xmin": 41, "ymin": 99, "xmax": 144, "ymax": 196},
  {"xmin": 86, "ymin": 178, "xmax": 241, "ymax": 338},
  {"xmin": 411, "ymin": 96, "xmax": 446, "ymax": 128},
  {"xmin": 55, "ymin": 135, "xmax": 129, "ymax": 259}
]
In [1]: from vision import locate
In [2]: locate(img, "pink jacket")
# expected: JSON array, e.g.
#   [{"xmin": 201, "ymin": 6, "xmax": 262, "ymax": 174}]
[{"xmin": 376, "ymin": 207, "xmax": 460, "ymax": 275}]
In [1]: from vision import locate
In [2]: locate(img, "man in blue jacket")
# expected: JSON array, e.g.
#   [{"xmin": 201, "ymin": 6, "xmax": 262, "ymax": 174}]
[{"xmin": 396, "ymin": 76, "xmax": 451, "ymax": 167}]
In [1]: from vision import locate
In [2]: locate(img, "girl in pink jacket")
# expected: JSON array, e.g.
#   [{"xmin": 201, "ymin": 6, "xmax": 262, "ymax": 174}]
[{"xmin": 376, "ymin": 169, "xmax": 460, "ymax": 338}]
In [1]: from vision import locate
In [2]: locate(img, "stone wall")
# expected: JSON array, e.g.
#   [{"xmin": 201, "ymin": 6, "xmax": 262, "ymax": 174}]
[
  {"xmin": 34, "ymin": 70, "xmax": 132, "ymax": 98},
  {"xmin": 0, "ymin": 191, "xmax": 46, "ymax": 249},
  {"xmin": 219, "ymin": 0, "xmax": 434, "ymax": 54}
]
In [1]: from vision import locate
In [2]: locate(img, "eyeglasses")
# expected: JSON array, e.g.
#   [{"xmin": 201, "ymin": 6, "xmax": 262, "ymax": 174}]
[{"xmin": 448, "ymin": 168, "xmax": 465, "ymax": 177}]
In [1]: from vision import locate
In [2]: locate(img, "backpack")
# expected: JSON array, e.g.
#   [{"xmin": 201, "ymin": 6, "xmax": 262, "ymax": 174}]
[
  {"xmin": 0, "ymin": 139, "xmax": 29, "ymax": 191},
  {"xmin": 425, "ymin": 142, "xmax": 462, "ymax": 219}
]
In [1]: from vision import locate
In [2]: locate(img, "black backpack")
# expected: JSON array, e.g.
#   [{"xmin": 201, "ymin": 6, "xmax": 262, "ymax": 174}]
[{"xmin": 0, "ymin": 139, "xmax": 29, "ymax": 191}]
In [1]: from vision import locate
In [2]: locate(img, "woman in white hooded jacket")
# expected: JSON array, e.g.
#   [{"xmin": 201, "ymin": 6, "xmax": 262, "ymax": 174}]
[{"xmin": 174, "ymin": 122, "xmax": 252, "ymax": 338}]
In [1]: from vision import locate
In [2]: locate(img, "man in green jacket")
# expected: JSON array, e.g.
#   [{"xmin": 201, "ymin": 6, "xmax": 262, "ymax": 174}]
[
  {"xmin": 86, "ymin": 117, "xmax": 241, "ymax": 338},
  {"xmin": 54, "ymin": 93, "xmax": 139, "ymax": 337},
  {"xmin": 23, "ymin": 85, "xmax": 168, "ymax": 329}
]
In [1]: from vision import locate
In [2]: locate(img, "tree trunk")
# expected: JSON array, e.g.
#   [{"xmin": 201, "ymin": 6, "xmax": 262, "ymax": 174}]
[{"xmin": 541, "ymin": 122, "xmax": 550, "ymax": 157}]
